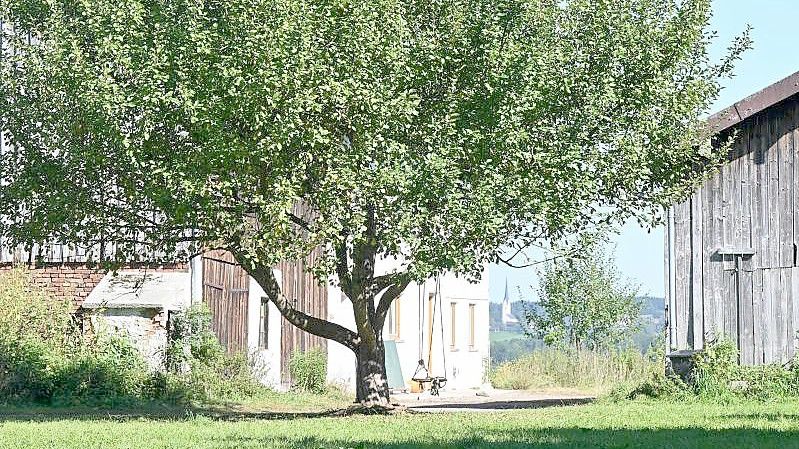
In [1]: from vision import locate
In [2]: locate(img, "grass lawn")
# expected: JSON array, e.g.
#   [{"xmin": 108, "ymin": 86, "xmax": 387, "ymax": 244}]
[
  {"xmin": 3, "ymin": 399, "xmax": 799, "ymax": 448},
  {"xmin": 490, "ymin": 330, "xmax": 526, "ymax": 343}
]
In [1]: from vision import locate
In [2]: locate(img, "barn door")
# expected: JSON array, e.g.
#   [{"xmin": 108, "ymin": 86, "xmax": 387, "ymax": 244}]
[
  {"xmin": 277, "ymin": 252, "xmax": 328, "ymax": 384},
  {"xmin": 203, "ymin": 254, "xmax": 249, "ymax": 354}
]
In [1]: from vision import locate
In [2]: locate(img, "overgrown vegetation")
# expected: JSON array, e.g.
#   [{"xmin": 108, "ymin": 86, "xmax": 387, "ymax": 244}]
[
  {"xmin": 490, "ymin": 347, "xmax": 659, "ymax": 394},
  {"xmin": 623, "ymin": 339, "xmax": 799, "ymax": 401},
  {"xmin": 0, "ymin": 268, "xmax": 275, "ymax": 406},
  {"xmin": 166, "ymin": 305, "xmax": 266, "ymax": 401},
  {"xmin": 289, "ymin": 348, "xmax": 328, "ymax": 394},
  {"xmin": 0, "ymin": 268, "xmax": 167, "ymax": 406}
]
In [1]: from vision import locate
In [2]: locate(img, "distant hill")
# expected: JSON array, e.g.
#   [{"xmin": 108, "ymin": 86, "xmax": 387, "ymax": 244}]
[{"xmin": 489, "ymin": 296, "xmax": 666, "ymax": 364}]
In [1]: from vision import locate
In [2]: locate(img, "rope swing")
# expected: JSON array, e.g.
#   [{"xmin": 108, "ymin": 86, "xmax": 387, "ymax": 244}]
[{"xmin": 411, "ymin": 276, "xmax": 448, "ymax": 395}]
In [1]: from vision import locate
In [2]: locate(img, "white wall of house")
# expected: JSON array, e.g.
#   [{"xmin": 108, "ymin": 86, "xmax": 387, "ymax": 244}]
[
  {"xmin": 246, "ymin": 273, "xmax": 284, "ymax": 388},
  {"xmin": 326, "ymin": 264, "xmax": 490, "ymax": 392}
]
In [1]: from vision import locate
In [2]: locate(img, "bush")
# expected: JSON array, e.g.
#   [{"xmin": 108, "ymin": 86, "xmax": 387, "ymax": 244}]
[
  {"xmin": 0, "ymin": 335, "xmax": 58, "ymax": 403},
  {"xmin": 289, "ymin": 348, "xmax": 327, "ymax": 394},
  {"xmin": 166, "ymin": 304, "xmax": 266, "ymax": 401},
  {"xmin": 621, "ymin": 338, "xmax": 799, "ymax": 401},
  {"xmin": 490, "ymin": 347, "xmax": 658, "ymax": 393}
]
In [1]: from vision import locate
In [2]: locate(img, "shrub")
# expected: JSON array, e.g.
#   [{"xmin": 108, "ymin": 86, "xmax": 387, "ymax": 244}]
[
  {"xmin": 693, "ymin": 338, "xmax": 739, "ymax": 398},
  {"xmin": 167, "ymin": 304, "xmax": 266, "ymax": 401},
  {"xmin": 621, "ymin": 338, "xmax": 799, "ymax": 401},
  {"xmin": 166, "ymin": 304, "xmax": 225, "ymax": 372},
  {"xmin": 289, "ymin": 348, "xmax": 327, "ymax": 394},
  {"xmin": 49, "ymin": 333, "xmax": 152, "ymax": 406},
  {"xmin": 0, "ymin": 268, "xmax": 77, "ymax": 349},
  {"xmin": 0, "ymin": 335, "xmax": 59, "ymax": 403}
]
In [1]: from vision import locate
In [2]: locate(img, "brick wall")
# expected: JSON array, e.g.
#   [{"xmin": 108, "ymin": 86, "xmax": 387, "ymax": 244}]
[{"xmin": 0, "ymin": 263, "xmax": 188, "ymax": 309}]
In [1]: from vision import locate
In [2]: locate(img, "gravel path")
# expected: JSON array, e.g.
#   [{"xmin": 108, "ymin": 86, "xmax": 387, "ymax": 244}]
[{"xmin": 392, "ymin": 388, "xmax": 595, "ymax": 412}]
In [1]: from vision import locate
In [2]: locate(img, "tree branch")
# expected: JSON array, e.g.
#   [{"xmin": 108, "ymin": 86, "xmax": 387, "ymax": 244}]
[
  {"xmin": 234, "ymin": 251, "xmax": 360, "ymax": 350},
  {"xmin": 334, "ymin": 235, "xmax": 352, "ymax": 297},
  {"xmin": 286, "ymin": 212, "xmax": 311, "ymax": 232},
  {"xmin": 374, "ymin": 272, "xmax": 412, "ymax": 330}
]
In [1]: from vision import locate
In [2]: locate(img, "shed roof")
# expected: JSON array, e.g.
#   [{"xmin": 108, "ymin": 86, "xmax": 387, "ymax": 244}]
[
  {"xmin": 82, "ymin": 271, "xmax": 191, "ymax": 310},
  {"xmin": 708, "ymin": 70, "xmax": 799, "ymax": 134}
]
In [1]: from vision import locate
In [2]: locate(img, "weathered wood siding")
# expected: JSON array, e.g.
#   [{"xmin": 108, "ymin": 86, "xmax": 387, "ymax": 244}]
[
  {"xmin": 667, "ymin": 97, "xmax": 799, "ymax": 364},
  {"xmin": 200, "ymin": 249, "xmax": 328, "ymax": 381},
  {"xmin": 276, "ymin": 248, "xmax": 328, "ymax": 384},
  {"xmin": 203, "ymin": 250, "xmax": 249, "ymax": 354}
]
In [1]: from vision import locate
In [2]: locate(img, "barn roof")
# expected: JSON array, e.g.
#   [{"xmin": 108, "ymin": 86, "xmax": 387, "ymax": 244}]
[{"xmin": 708, "ymin": 70, "xmax": 799, "ymax": 134}]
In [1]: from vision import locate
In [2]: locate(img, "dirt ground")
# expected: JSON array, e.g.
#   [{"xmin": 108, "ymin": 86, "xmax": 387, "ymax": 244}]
[{"xmin": 392, "ymin": 387, "xmax": 594, "ymax": 412}]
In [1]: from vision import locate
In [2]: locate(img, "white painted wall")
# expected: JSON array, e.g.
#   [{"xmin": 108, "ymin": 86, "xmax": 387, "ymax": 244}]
[
  {"xmin": 90, "ymin": 308, "xmax": 169, "ymax": 372},
  {"xmin": 326, "ymin": 281, "xmax": 358, "ymax": 388},
  {"xmin": 327, "ymin": 264, "xmax": 490, "ymax": 392},
  {"xmin": 246, "ymin": 272, "xmax": 284, "ymax": 388}
]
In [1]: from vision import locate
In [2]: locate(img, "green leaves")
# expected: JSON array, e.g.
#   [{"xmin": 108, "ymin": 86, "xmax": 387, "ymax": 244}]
[
  {"xmin": 528, "ymin": 241, "xmax": 643, "ymax": 350},
  {"xmin": 0, "ymin": 0, "xmax": 745, "ymax": 283}
]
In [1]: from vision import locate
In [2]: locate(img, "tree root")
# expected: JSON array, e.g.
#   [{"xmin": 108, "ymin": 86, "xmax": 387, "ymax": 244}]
[{"xmin": 323, "ymin": 402, "xmax": 411, "ymax": 416}]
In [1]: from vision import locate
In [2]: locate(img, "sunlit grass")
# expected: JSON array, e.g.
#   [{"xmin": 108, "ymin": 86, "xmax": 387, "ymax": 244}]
[{"xmin": 3, "ymin": 400, "xmax": 799, "ymax": 448}]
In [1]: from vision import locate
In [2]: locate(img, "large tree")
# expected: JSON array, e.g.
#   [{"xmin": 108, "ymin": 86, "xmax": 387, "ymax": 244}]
[{"xmin": 0, "ymin": 0, "xmax": 747, "ymax": 405}]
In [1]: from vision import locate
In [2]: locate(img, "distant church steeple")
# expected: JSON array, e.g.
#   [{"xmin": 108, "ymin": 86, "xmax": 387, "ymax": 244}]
[{"xmin": 501, "ymin": 278, "xmax": 519, "ymax": 326}]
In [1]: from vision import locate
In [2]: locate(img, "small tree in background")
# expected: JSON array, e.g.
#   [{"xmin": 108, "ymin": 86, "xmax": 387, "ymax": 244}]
[{"xmin": 527, "ymin": 242, "xmax": 641, "ymax": 351}]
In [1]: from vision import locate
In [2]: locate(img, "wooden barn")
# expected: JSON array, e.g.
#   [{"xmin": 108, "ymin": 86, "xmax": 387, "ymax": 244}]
[{"xmin": 666, "ymin": 70, "xmax": 799, "ymax": 365}]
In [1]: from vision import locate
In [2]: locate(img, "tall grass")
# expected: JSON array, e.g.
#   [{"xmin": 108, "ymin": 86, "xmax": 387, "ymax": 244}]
[
  {"xmin": 0, "ymin": 267, "xmax": 265, "ymax": 405},
  {"xmin": 490, "ymin": 348, "xmax": 659, "ymax": 394}
]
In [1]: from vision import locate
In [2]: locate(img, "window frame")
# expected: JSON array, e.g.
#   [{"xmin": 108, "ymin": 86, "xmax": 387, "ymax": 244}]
[
  {"xmin": 468, "ymin": 303, "xmax": 476, "ymax": 351},
  {"xmin": 258, "ymin": 297, "xmax": 269, "ymax": 350},
  {"xmin": 450, "ymin": 301, "xmax": 457, "ymax": 349}
]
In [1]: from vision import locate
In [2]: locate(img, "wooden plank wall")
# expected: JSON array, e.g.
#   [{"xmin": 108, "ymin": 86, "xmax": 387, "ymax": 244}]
[
  {"xmin": 668, "ymin": 97, "xmax": 799, "ymax": 365},
  {"xmin": 202, "ymin": 251, "xmax": 249, "ymax": 354},
  {"xmin": 276, "ymin": 247, "xmax": 328, "ymax": 384},
  {"xmin": 200, "ymin": 248, "xmax": 328, "ymax": 383}
]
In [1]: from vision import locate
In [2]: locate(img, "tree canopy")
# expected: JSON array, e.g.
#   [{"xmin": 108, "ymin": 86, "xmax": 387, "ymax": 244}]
[
  {"xmin": 527, "ymin": 241, "xmax": 642, "ymax": 350},
  {"xmin": 0, "ymin": 0, "xmax": 748, "ymax": 404}
]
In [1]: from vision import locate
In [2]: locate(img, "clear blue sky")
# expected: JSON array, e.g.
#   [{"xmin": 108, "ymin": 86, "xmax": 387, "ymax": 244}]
[{"xmin": 488, "ymin": 0, "xmax": 799, "ymax": 302}]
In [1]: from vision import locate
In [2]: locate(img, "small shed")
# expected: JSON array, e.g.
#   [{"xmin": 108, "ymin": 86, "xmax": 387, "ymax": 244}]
[
  {"xmin": 666, "ymin": 70, "xmax": 799, "ymax": 365},
  {"xmin": 82, "ymin": 271, "xmax": 192, "ymax": 370}
]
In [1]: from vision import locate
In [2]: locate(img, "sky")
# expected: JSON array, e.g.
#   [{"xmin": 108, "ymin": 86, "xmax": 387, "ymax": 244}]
[{"xmin": 488, "ymin": 0, "xmax": 799, "ymax": 303}]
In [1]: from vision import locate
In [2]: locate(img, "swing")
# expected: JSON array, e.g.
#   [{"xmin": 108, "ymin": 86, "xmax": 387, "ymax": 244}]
[{"xmin": 410, "ymin": 277, "xmax": 448, "ymax": 396}]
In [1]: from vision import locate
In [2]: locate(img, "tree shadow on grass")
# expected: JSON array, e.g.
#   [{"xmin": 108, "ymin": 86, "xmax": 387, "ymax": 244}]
[
  {"xmin": 0, "ymin": 397, "xmax": 596, "ymax": 422},
  {"xmin": 216, "ymin": 427, "xmax": 799, "ymax": 449},
  {"xmin": 407, "ymin": 398, "xmax": 593, "ymax": 410},
  {"xmin": 0, "ymin": 403, "xmax": 337, "ymax": 422}
]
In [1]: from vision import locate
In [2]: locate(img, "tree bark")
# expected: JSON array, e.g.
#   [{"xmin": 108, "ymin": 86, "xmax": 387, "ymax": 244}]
[
  {"xmin": 234, "ymin": 245, "xmax": 409, "ymax": 407},
  {"xmin": 354, "ymin": 335, "xmax": 390, "ymax": 406}
]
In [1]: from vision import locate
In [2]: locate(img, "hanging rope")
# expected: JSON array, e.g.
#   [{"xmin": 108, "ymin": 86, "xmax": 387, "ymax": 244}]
[
  {"xmin": 417, "ymin": 283, "xmax": 423, "ymax": 361},
  {"xmin": 437, "ymin": 276, "xmax": 448, "ymax": 379},
  {"xmin": 412, "ymin": 276, "xmax": 448, "ymax": 395}
]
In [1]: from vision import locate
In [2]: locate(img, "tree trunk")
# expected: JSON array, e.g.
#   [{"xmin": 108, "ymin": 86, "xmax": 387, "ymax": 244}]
[{"xmin": 354, "ymin": 336, "xmax": 391, "ymax": 406}]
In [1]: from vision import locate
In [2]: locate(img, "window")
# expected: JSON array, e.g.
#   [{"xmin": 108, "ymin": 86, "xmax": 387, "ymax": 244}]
[
  {"xmin": 387, "ymin": 297, "xmax": 401, "ymax": 339},
  {"xmin": 468, "ymin": 303, "xmax": 476, "ymax": 350},
  {"xmin": 450, "ymin": 302, "xmax": 457, "ymax": 349},
  {"xmin": 259, "ymin": 297, "xmax": 269, "ymax": 350}
]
